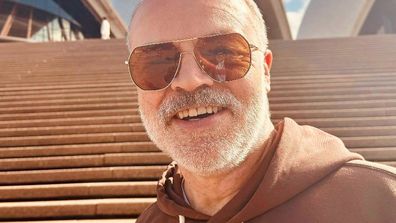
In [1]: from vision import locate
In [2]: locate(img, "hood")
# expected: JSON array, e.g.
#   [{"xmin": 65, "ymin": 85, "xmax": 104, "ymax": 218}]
[{"xmin": 156, "ymin": 118, "xmax": 364, "ymax": 222}]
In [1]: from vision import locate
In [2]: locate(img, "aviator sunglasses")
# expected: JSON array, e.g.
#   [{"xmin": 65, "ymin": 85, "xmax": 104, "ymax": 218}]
[{"xmin": 125, "ymin": 33, "xmax": 264, "ymax": 91}]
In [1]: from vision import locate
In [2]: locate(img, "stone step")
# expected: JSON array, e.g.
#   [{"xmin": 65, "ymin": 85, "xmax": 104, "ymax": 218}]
[
  {"xmin": 0, "ymin": 86, "xmax": 135, "ymax": 97},
  {"xmin": 271, "ymin": 99, "xmax": 396, "ymax": 110},
  {"xmin": 0, "ymin": 91, "xmax": 136, "ymax": 103},
  {"xmin": 0, "ymin": 109, "xmax": 138, "ymax": 122},
  {"xmin": 0, "ymin": 142, "xmax": 159, "ymax": 159},
  {"xmin": 273, "ymin": 62, "xmax": 396, "ymax": 73},
  {"xmin": 273, "ymin": 68, "xmax": 396, "ymax": 77},
  {"xmin": 321, "ymin": 126, "xmax": 396, "ymax": 137},
  {"xmin": 0, "ymin": 152, "xmax": 171, "ymax": 171},
  {"xmin": 271, "ymin": 78, "xmax": 396, "ymax": 91},
  {"xmin": 0, "ymin": 103, "xmax": 136, "ymax": 115},
  {"xmin": 271, "ymin": 107, "xmax": 396, "ymax": 119},
  {"xmin": 0, "ymin": 166, "xmax": 165, "ymax": 185},
  {"xmin": 2, "ymin": 218, "xmax": 136, "ymax": 223},
  {"xmin": 0, "ymin": 96, "xmax": 136, "ymax": 108},
  {"xmin": 0, "ymin": 198, "xmax": 155, "ymax": 220},
  {"xmin": 2, "ymin": 220, "xmax": 135, "ymax": 223},
  {"xmin": 341, "ymin": 135, "xmax": 396, "ymax": 149},
  {"xmin": 271, "ymin": 72, "xmax": 396, "ymax": 84},
  {"xmin": 0, "ymin": 132, "xmax": 150, "ymax": 147},
  {"xmin": 269, "ymin": 85, "xmax": 396, "ymax": 97},
  {"xmin": 0, "ymin": 182, "xmax": 156, "ymax": 201},
  {"xmin": 0, "ymin": 123, "xmax": 145, "ymax": 137},
  {"xmin": 0, "ymin": 116, "xmax": 141, "ymax": 128},
  {"xmin": 269, "ymin": 92, "xmax": 396, "ymax": 104},
  {"xmin": 350, "ymin": 148, "xmax": 396, "ymax": 161},
  {"xmin": 0, "ymin": 82, "xmax": 132, "ymax": 92},
  {"xmin": 0, "ymin": 38, "xmax": 126, "ymax": 52},
  {"xmin": 0, "ymin": 73, "xmax": 128, "ymax": 81},
  {"xmin": 0, "ymin": 64, "xmax": 126, "ymax": 73},
  {"xmin": 0, "ymin": 77, "xmax": 130, "ymax": 88}
]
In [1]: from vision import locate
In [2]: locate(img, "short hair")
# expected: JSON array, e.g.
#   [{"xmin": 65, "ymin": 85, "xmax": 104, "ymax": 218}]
[
  {"xmin": 126, "ymin": 0, "xmax": 268, "ymax": 51},
  {"xmin": 244, "ymin": 0, "xmax": 269, "ymax": 49}
]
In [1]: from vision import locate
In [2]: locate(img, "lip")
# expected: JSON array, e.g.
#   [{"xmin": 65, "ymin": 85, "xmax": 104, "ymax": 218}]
[{"xmin": 171, "ymin": 108, "xmax": 227, "ymax": 131}]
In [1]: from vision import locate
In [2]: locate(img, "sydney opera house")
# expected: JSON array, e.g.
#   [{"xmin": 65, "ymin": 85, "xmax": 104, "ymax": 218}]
[
  {"xmin": 0, "ymin": 0, "xmax": 126, "ymax": 42},
  {"xmin": 298, "ymin": 0, "xmax": 396, "ymax": 38}
]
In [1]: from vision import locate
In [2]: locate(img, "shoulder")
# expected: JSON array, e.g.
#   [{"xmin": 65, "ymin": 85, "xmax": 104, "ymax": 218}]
[
  {"xmin": 308, "ymin": 160, "xmax": 396, "ymax": 220},
  {"xmin": 136, "ymin": 202, "xmax": 174, "ymax": 223},
  {"xmin": 334, "ymin": 160, "xmax": 395, "ymax": 196}
]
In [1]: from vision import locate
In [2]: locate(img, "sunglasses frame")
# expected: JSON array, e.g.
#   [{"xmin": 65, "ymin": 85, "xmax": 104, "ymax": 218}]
[{"xmin": 125, "ymin": 33, "xmax": 265, "ymax": 91}]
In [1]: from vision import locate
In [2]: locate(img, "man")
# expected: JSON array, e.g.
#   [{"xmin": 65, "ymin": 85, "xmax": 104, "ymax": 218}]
[
  {"xmin": 215, "ymin": 53, "xmax": 227, "ymax": 82},
  {"xmin": 100, "ymin": 17, "xmax": 110, "ymax": 40},
  {"xmin": 126, "ymin": 0, "xmax": 396, "ymax": 222}
]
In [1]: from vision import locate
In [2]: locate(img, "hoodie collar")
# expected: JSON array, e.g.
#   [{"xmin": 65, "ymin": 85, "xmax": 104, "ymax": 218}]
[
  {"xmin": 156, "ymin": 118, "xmax": 363, "ymax": 222},
  {"xmin": 226, "ymin": 118, "xmax": 363, "ymax": 222},
  {"xmin": 157, "ymin": 162, "xmax": 210, "ymax": 220}
]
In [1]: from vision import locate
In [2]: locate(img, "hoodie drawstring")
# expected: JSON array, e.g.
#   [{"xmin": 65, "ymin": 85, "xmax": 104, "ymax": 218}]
[{"xmin": 179, "ymin": 215, "xmax": 185, "ymax": 223}]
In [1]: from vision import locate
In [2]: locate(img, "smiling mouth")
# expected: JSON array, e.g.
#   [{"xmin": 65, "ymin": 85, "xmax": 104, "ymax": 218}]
[{"xmin": 175, "ymin": 106, "xmax": 224, "ymax": 121}]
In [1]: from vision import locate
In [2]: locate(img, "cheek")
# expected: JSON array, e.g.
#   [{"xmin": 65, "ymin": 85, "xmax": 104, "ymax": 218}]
[
  {"xmin": 138, "ymin": 91, "xmax": 164, "ymax": 112},
  {"xmin": 227, "ymin": 66, "xmax": 265, "ymax": 100},
  {"xmin": 226, "ymin": 79, "xmax": 256, "ymax": 103}
]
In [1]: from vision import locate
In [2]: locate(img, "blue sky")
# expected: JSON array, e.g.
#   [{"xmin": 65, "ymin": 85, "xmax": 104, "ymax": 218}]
[
  {"xmin": 112, "ymin": 0, "xmax": 311, "ymax": 39},
  {"xmin": 111, "ymin": 0, "xmax": 140, "ymax": 26},
  {"xmin": 284, "ymin": 0, "xmax": 308, "ymax": 12},
  {"xmin": 283, "ymin": 0, "xmax": 311, "ymax": 38}
]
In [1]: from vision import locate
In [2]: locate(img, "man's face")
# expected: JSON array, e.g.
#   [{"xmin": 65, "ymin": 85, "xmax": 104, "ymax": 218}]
[{"xmin": 129, "ymin": 0, "xmax": 273, "ymax": 175}]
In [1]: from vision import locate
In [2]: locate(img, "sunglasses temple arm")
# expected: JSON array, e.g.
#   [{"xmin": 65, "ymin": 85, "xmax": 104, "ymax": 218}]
[{"xmin": 250, "ymin": 44, "xmax": 266, "ymax": 54}]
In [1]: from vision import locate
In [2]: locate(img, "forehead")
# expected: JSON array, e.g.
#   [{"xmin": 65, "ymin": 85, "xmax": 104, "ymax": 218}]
[{"xmin": 129, "ymin": 0, "xmax": 253, "ymax": 49}]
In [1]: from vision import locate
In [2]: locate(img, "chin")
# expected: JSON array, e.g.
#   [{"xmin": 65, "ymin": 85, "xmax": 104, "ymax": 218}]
[{"xmin": 160, "ymin": 134, "xmax": 252, "ymax": 175}]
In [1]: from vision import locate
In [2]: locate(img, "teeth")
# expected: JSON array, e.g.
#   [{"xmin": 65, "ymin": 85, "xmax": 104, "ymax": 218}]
[
  {"xmin": 189, "ymin": 108, "xmax": 198, "ymax": 117},
  {"xmin": 176, "ymin": 106, "xmax": 222, "ymax": 120},
  {"xmin": 183, "ymin": 110, "xmax": 189, "ymax": 118},
  {"xmin": 197, "ymin": 107, "xmax": 206, "ymax": 115}
]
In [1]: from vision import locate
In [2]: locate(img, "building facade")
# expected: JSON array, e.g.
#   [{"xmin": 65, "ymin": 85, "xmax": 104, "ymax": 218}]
[
  {"xmin": 298, "ymin": 0, "xmax": 396, "ymax": 39},
  {"xmin": 0, "ymin": 0, "xmax": 126, "ymax": 42}
]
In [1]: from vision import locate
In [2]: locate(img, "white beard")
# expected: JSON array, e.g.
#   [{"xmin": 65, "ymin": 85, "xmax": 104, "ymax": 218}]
[{"xmin": 139, "ymin": 86, "xmax": 271, "ymax": 176}]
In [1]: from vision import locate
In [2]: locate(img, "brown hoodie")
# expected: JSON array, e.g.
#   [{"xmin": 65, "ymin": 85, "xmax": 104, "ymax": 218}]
[{"xmin": 136, "ymin": 118, "xmax": 396, "ymax": 223}]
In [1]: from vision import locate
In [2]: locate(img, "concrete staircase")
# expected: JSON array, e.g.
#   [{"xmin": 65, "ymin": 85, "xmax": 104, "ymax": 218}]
[
  {"xmin": 270, "ymin": 35, "xmax": 396, "ymax": 167},
  {"xmin": 0, "ymin": 35, "xmax": 395, "ymax": 221},
  {"xmin": 0, "ymin": 39, "xmax": 167, "ymax": 222}
]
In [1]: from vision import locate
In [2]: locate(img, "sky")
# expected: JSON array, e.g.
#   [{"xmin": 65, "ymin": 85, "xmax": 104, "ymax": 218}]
[
  {"xmin": 110, "ymin": 0, "xmax": 140, "ymax": 26},
  {"xmin": 111, "ymin": 0, "xmax": 311, "ymax": 39},
  {"xmin": 283, "ymin": 0, "xmax": 312, "ymax": 38}
]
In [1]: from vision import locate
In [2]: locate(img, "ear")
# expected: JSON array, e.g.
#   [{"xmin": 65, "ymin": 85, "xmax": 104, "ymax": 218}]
[{"xmin": 263, "ymin": 49, "xmax": 273, "ymax": 93}]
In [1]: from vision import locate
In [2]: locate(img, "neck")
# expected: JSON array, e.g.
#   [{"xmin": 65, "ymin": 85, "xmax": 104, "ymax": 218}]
[{"xmin": 180, "ymin": 122, "xmax": 275, "ymax": 216}]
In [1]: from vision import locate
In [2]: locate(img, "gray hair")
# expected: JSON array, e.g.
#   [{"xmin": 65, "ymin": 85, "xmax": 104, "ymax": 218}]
[{"xmin": 126, "ymin": 0, "xmax": 268, "ymax": 51}]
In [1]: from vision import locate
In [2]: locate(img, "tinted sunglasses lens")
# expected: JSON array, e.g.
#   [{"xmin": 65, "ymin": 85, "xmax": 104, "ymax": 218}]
[
  {"xmin": 129, "ymin": 43, "xmax": 180, "ymax": 90},
  {"xmin": 195, "ymin": 33, "xmax": 251, "ymax": 82}
]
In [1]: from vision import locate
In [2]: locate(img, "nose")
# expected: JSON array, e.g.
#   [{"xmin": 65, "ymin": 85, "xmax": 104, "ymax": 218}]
[{"xmin": 170, "ymin": 52, "xmax": 214, "ymax": 92}]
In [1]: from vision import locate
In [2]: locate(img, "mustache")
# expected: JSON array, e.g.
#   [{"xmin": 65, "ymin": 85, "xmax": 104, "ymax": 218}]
[{"xmin": 158, "ymin": 87, "xmax": 242, "ymax": 122}]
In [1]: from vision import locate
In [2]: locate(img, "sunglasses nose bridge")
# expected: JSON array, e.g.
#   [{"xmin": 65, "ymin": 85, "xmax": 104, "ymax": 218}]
[
  {"xmin": 170, "ymin": 51, "xmax": 214, "ymax": 91},
  {"xmin": 178, "ymin": 51, "xmax": 209, "ymax": 77}
]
